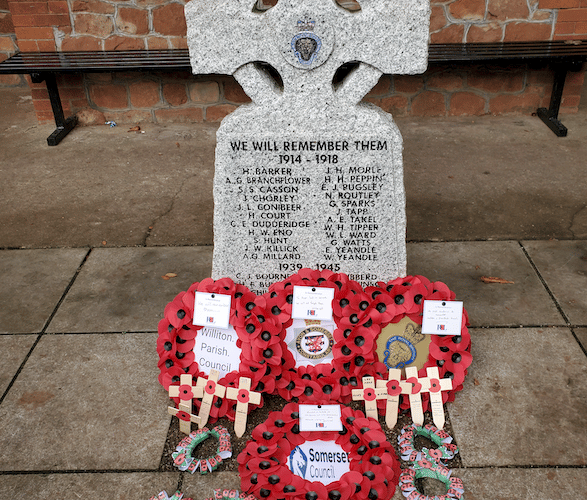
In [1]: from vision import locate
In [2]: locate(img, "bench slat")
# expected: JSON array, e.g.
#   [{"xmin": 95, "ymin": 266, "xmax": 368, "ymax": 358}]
[
  {"xmin": 1, "ymin": 41, "xmax": 587, "ymax": 74},
  {"xmin": 1, "ymin": 41, "xmax": 585, "ymax": 144}
]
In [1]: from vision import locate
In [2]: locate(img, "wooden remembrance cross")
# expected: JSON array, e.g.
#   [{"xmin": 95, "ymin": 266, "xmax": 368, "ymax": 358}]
[
  {"xmin": 185, "ymin": 0, "xmax": 431, "ymax": 294},
  {"xmin": 168, "ymin": 373, "xmax": 201, "ymax": 434}
]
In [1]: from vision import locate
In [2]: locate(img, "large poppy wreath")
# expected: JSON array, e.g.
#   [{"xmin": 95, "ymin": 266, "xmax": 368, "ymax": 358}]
[
  {"xmin": 157, "ymin": 277, "xmax": 290, "ymax": 422},
  {"xmin": 369, "ymin": 275, "xmax": 472, "ymax": 413},
  {"xmin": 238, "ymin": 403, "xmax": 401, "ymax": 500},
  {"xmin": 263, "ymin": 269, "xmax": 397, "ymax": 405}
]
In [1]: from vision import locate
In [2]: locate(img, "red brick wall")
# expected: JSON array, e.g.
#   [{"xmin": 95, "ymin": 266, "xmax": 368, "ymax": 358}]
[
  {"xmin": 3, "ymin": 0, "xmax": 586, "ymax": 124},
  {"xmin": 0, "ymin": 0, "xmax": 23, "ymax": 85}
]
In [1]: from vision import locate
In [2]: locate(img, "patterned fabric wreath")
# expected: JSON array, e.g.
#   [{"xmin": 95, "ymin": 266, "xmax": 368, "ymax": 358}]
[
  {"xmin": 399, "ymin": 467, "xmax": 465, "ymax": 500},
  {"xmin": 265, "ymin": 268, "xmax": 396, "ymax": 404},
  {"xmin": 238, "ymin": 403, "xmax": 401, "ymax": 500},
  {"xmin": 173, "ymin": 425, "xmax": 232, "ymax": 474},
  {"xmin": 157, "ymin": 277, "xmax": 289, "ymax": 422},
  {"xmin": 397, "ymin": 424, "xmax": 458, "ymax": 464},
  {"xmin": 369, "ymin": 275, "xmax": 472, "ymax": 413}
]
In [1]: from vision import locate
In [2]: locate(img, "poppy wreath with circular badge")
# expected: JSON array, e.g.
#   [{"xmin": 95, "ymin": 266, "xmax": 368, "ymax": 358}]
[
  {"xmin": 264, "ymin": 268, "xmax": 395, "ymax": 405},
  {"xmin": 237, "ymin": 402, "xmax": 401, "ymax": 500},
  {"xmin": 158, "ymin": 277, "xmax": 290, "ymax": 422},
  {"xmin": 368, "ymin": 275, "xmax": 472, "ymax": 413}
]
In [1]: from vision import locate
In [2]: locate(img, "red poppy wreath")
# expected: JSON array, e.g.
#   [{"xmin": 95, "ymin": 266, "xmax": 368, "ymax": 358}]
[
  {"xmin": 238, "ymin": 403, "xmax": 402, "ymax": 500},
  {"xmin": 263, "ymin": 268, "xmax": 398, "ymax": 405},
  {"xmin": 368, "ymin": 275, "xmax": 472, "ymax": 413},
  {"xmin": 158, "ymin": 277, "xmax": 290, "ymax": 422}
]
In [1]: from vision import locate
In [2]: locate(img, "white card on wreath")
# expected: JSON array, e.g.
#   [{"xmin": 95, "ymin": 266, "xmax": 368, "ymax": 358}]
[
  {"xmin": 192, "ymin": 326, "xmax": 241, "ymax": 378},
  {"xmin": 299, "ymin": 404, "xmax": 343, "ymax": 432},
  {"xmin": 193, "ymin": 292, "xmax": 231, "ymax": 330},
  {"xmin": 421, "ymin": 300, "xmax": 463, "ymax": 335},
  {"xmin": 292, "ymin": 286, "xmax": 334, "ymax": 321},
  {"xmin": 287, "ymin": 440, "xmax": 350, "ymax": 484}
]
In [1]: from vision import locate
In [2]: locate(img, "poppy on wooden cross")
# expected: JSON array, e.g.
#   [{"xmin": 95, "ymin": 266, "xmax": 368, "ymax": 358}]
[
  {"xmin": 400, "ymin": 366, "xmax": 427, "ymax": 426},
  {"xmin": 226, "ymin": 376, "xmax": 262, "ymax": 437},
  {"xmin": 167, "ymin": 405, "xmax": 201, "ymax": 433},
  {"xmin": 168, "ymin": 373, "xmax": 199, "ymax": 434},
  {"xmin": 194, "ymin": 369, "xmax": 226, "ymax": 428},
  {"xmin": 375, "ymin": 368, "xmax": 402, "ymax": 428},
  {"xmin": 425, "ymin": 366, "xmax": 453, "ymax": 429},
  {"xmin": 400, "ymin": 366, "xmax": 453, "ymax": 428},
  {"xmin": 351, "ymin": 375, "xmax": 387, "ymax": 420}
]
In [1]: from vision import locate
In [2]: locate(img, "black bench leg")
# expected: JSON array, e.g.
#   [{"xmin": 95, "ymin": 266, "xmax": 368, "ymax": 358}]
[
  {"xmin": 32, "ymin": 72, "xmax": 78, "ymax": 146},
  {"xmin": 537, "ymin": 65, "xmax": 568, "ymax": 137}
]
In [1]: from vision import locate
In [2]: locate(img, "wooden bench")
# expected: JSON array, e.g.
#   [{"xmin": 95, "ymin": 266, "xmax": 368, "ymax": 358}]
[{"xmin": 1, "ymin": 41, "xmax": 586, "ymax": 145}]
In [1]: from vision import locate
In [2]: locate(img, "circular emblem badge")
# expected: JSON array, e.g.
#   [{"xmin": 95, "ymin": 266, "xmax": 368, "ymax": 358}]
[
  {"xmin": 377, "ymin": 317, "xmax": 431, "ymax": 372},
  {"xmin": 295, "ymin": 326, "xmax": 334, "ymax": 360},
  {"xmin": 279, "ymin": 12, "xmax": 335, "ymax": 70}
]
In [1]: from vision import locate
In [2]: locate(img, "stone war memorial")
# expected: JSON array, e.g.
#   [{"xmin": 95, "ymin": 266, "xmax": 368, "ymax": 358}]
[
  {"xmin": 185, "ymin": 0, "xmax": 430, "ymax": 293},
  {"xmin": 164, "ymin": 2, "xmax": 472, "ymax": 500}
]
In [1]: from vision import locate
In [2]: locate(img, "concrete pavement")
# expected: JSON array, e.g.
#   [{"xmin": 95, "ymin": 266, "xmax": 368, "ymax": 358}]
[{"xmin": 1, "ymin": 86, "xmax": 586, "ymax": 499}]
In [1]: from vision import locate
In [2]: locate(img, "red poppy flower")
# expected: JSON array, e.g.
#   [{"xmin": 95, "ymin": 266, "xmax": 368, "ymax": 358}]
[
  {"xmin": 428, "ymin": 280, "xmax": 455, "ymax": 301},
  {"xmin": 176, "ymin": 410, "xmax": 191, "ymax": 421},
  {"xmin": 417, "ymin": 458, "xmax": 434, "ymax": 469},
  {"xmin": 276, "ymin": 370, "xmax": 299, "ymax": 400},
  {"xmin": 315, "ymin": 366, "xmax": 342, "ymax": 402},
  {"xmin": 235, "ymin": 289, "xmax": 259, "ymax": 318},
  {"xmin": 429, "ymin": 378, "xmax": 441, "ymax": 393},
  {"xmin": 406, "ymin": 377, "xmax": 422, "ymax": 394},
  {"xmin": 173, "ymin": 350, "xmax": 195, "ymax": 369},
  {"xmin": 165, "ymin": 293, "xmax": 194, "ymax": 329},
  {"xmin": 363, "ymin": 388, "xmax": 376, "ymax": 401},
  {"xmin": 205, "ymin": 380, "xmax": 217, "ymax": 395},
  {"xmin": 386, "ymin": 379, "xmax": 402, "ymax": 396},
  {"xmin": 178, "ymin": 384, "xmax": 194, "ymax": 400},
  {"xmin": 158, "ymin": 363, "xmax": 183, "ymax": 389},
  {"xmin": 238, "ymin": 389, "xmax": 250, "ymax": 403},
  {"xmin": 364, "ymin": 288, "xmax": 397, "ymax": 324}
]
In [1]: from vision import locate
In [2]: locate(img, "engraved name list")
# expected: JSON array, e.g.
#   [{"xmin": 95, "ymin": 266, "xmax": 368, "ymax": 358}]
[{"xmin": 218, "ymin": 136, "xmax": 396, "ymax": 293}]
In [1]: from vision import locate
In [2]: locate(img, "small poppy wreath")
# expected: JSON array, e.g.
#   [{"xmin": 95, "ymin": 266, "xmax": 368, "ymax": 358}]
[
  {"xmin": 398, "ymin": 467, "xmax": 465, "ymax": 500},
  {"xmin": 172, "ymin": 425, "xmax": 232, "ymax": 474},
  {"xmin": 158, "ymin": 277, "xmax": 289, "ymax": 422},
  {"xmin": 266, "ymin": 268, "xmax": 390, "ymax": 405},
  {"xmin": 148, "ymin": 491, "xmax": 193, "ymax": 500},
  {"xmin": 370, "ymin": 275, "xmax": 472, "ymax": 413},
  {"xmin": 397, "ymin": 424, "xmax": 458, "ymax": 464},
  {"xmin": 237, "ymin": 402, "xmax": 401, "ymax": 500},
  {"xmin": 204, "ymin": 490, "xmax": 256, "ymax": 500}
]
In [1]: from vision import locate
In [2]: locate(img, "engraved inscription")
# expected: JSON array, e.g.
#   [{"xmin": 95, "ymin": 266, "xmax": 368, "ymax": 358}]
[{"xmin": 219, "ymin": 136, "xmax": 392, "ymax": 293}]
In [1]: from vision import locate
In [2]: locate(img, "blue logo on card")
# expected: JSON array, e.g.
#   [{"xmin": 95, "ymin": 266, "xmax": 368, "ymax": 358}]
[{"xmin": 289, "ymin": 446, "xmax": 308, "ymax": 478}]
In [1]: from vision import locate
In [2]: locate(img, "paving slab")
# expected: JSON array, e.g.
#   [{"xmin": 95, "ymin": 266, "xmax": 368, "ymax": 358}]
[
  {"xmin": 0, "ymin": 248, "xmax": 87, "ymax": 333},
  {"xmin": 47, "ymin": 246, "xmax": 213, "ymax": 333},
  {"xmin": 523, "ymin": 240, "xmax": 587, "ymax": 326},
  {"xmin": 575, "ymin": 328, "xmax": 587, "ymax": 353},
  {"xmin": 401, "ymin": 112, "xmax": 587, "ymax": 242},
  {"xmin": 3, "ymin": 86, "xmax": 587, "ymax": 248},
  {"xmin": 0, "ymin": 333, "xmax": 170, "ymax": 471},
  {"xmin": 448, "ymin": 327, "xmax": 587, "ymax": 467},
  {"xmin": 457, "ymin": 467, "xmax": 587, "ymax": 500},
  {"xmin": 406, "ymin": 241, "xmax": 563, "ymax": 327},
  {"xmin": 0, "ymin": 87, "xmax": 217, "ymax": 249},
  {"xmin": 0, "ymin": 334, "xmax": 37, "ymax": 395},
  {"xmin": 0, "ymin": 472, "xmax": 179, "ymax": 500}
]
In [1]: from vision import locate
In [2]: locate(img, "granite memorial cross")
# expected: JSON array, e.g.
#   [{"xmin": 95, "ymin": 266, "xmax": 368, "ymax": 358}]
[{"xmin": 185, "ymin": 0, "xmax": 430, "ymax": 293}]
